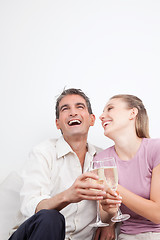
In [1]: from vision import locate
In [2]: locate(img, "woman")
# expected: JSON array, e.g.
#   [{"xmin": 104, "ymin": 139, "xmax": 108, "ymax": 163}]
[{"xmin": 95, "ymin": 94, "xmax": 160, "ymax": 240}]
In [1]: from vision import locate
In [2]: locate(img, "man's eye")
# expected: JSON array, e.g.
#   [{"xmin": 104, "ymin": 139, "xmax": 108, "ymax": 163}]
[
  {"xmin": 78, "ymin": 106, "xmax": 84, "ymax": 109},
  {"xmin": 61, "ymin": 107, "xmax": 68, "ymax": 111}
]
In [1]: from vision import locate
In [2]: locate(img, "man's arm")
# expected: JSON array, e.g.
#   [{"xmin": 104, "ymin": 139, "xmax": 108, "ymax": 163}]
[
  {"xmin": 94, "ymin": 226, "xmax": 116, "ymax": 240},
  {"xmin": 36, "ymin": 172, "xmax": 107, "ymax": 213}
]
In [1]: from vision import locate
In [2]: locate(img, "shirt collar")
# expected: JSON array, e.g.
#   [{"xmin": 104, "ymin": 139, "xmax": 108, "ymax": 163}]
[
  {"xmin": 56, "ymin": 136, "xmax": 73, "ymax": 159},
  {"xmin": 87, "ymin": 142, "xmax": 97, "ymax": 158},
  {"xmin": 56, "ymin": 135, "xmax": 97, "ymax": 159}
]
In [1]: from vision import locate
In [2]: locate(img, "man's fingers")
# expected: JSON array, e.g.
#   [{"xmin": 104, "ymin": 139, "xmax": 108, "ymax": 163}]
[
  {"xmin": 78, "ymin": 171, "xmax": 98, "ymax": 181},
  {"xmin": 79, "ymin": 188, "xmax": 106, "ymax": 197},
  {"xmin": 76, "ymin": 175, "xmax": 105, "ymax": 192}
]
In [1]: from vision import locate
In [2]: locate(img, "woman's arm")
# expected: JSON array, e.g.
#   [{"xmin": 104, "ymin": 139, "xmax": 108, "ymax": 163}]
[{"xmin": 117, "ymin": 163, "xmax": 160, "ymax": 224}]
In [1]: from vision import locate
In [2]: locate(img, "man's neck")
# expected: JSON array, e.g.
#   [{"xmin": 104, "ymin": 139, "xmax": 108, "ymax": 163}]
[{"xmin": 64, "ymin": 135, "xmax": 88, "ymax": 169}]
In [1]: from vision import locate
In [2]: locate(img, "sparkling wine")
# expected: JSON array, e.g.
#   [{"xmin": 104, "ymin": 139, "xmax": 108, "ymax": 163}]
[{"xmin": 97, "ymin": 166, "xmax": 118, "ymax": 190}]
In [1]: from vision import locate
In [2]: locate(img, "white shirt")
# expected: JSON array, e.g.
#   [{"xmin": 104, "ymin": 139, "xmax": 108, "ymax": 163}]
[{"xmin": 20, "ymin": 136, "xmax": 101, "ymax": 240}]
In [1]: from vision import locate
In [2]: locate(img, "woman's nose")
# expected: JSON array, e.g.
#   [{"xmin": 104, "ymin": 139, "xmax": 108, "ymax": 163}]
[{"xmin": 99, "ymin": 113, "xmax": 104, "ymax": 121}]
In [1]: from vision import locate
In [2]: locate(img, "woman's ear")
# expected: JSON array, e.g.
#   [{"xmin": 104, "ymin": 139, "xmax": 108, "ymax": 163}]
[{"xmin": 129, "ymin": 107, "xmax": 138, "ymax": 120}]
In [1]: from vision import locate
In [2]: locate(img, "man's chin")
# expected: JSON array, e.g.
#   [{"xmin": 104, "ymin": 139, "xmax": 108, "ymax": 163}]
[{"xmin": 64, "ymin": 131, "xmax": 88, "ymax": 139}]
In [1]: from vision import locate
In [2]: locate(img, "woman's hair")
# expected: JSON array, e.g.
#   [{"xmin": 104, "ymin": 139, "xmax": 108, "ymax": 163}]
[{"xmin": 110, "ymin": 94, "xmax": 150, "ymax": 138}]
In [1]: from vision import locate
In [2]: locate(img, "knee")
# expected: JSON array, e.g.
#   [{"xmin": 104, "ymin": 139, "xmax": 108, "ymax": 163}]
[{"xmin": 36, "ymin": 209, "xmax": 65, "ymax": 227}]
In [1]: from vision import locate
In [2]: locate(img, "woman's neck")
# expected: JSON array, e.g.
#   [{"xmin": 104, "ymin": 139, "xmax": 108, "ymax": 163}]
[{"xmin": 114, "ymin": 135, "xmax": 142, "ymax": 161}]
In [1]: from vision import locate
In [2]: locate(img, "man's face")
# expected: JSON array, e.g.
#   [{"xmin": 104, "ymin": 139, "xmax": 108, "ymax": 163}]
[{"xmin": 56, "ymin": 94, "xmax": 95, "ymax": 139}]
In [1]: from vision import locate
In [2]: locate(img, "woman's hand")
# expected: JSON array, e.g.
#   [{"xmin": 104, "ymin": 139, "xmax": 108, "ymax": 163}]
[{"xmin": 100, "ymin": 187, "xmax": 122, "ymax": 215}]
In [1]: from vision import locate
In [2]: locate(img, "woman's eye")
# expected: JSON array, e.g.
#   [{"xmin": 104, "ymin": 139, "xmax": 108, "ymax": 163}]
[{"xmin": 108, "ymin": 107, "xmax": 113, "ymax": 111}]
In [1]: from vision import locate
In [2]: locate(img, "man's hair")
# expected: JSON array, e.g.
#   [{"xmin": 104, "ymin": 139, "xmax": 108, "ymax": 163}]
[{"xmin": 55, "ymin": 88, "xmax": 93, "ymax": 119}]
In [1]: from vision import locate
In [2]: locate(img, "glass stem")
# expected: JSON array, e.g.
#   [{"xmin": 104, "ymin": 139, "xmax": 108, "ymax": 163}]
[
  {"xmin": 96, "ymin": 201, "xmax": 101, "ymax": 223},
  {"xmin": 117, "ymin": 209, "xmax": 121, "ymax": 217}
]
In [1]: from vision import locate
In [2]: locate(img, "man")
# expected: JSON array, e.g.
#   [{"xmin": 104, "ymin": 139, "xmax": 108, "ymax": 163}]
[{"xmin": 9, "ymin": 88, "xmax": 115, "ymax": 240}]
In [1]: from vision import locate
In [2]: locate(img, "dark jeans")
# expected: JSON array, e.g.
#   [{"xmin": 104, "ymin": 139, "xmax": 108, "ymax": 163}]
[{"xmin": 8, "ymin": 209, "xmax": 65, "ymax": 240}]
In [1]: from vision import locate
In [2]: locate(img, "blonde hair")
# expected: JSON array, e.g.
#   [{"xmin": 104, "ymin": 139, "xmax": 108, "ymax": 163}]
[{"xmin": 110, "ymin": 94, "xmax": 150, "ymax": 138}]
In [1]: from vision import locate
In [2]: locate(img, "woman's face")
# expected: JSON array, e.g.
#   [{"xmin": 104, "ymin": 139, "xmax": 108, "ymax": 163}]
[{"xmin": 99, "ymin": 98, "xmax": 135, "ymax": 139}]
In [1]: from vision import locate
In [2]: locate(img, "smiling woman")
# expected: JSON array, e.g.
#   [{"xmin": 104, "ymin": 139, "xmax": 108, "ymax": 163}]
[
  {"xmin": 99, "ymin": 94, "xmax": 150, "ymax": 142},
  {"xmin": 96, "ymin": 94, "xmax": 160, "ymax": 240}
]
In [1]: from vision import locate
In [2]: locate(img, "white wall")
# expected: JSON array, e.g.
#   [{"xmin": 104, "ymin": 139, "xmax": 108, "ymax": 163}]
[{"xmin": 0, "ymin": 0, "xmax": 160, "ymax": 183}]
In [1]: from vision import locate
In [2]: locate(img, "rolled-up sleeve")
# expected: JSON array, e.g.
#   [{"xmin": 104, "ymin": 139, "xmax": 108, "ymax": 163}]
[{"xmin": 20, "ymin": 144, "xmax": 53, "ymax": 217}]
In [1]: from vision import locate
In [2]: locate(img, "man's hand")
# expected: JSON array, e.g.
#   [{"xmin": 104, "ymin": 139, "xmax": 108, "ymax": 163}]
[
  {"xmin": 66, "ymin": 172, "xmax": 107, "ymax": 203},
  {"xmin": 94, "ymin": 225, "xmax": 116, "ymax": 240},
  {"xmin": 36, "ymin": 172, "xmax": 106, "ymax": 213}
]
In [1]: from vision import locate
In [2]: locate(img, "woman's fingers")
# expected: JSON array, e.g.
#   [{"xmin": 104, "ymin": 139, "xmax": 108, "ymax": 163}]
[{"xmin": 101, "ymin": 194, "xmax": 122, "ymax": 204}]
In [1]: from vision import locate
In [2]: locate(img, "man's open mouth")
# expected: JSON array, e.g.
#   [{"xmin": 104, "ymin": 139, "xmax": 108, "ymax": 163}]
[{"xmin": 68, "ymin": 119, "xmax": 81, "ymax": 126}]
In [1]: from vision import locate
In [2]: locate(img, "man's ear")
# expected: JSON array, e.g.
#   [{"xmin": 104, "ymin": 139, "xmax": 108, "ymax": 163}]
[
  {"xmin": 129, "ymin": 107, "xmax": 138, "ymax": 120},
  {"xmin": 90, "ymin": 114, "xmax": 96, "ymax": 126},
  {"xmin": 56, "ymin": 119, "xmax": 60, "ymax": 129}
]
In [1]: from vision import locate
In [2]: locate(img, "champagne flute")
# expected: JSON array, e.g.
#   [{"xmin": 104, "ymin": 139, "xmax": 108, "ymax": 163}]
[
  {"xmin": 89, "ymin": 157, "xmax": 114, "ymax": 227},
  {"xmin": 102, "ymin": 158, "xmax": 130, "ymax": 222},
  {"xmin": 89, "ymin": 156, "xmax": 130, "ymax": 226}
]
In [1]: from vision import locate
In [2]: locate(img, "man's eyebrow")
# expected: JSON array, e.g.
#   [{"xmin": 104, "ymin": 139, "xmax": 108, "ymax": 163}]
[
  {"xmin": 76, "ymin": 102, "xmax": 86, "ymax": 107},
  {"xmin": 59, "ymin": 102, "xmax": 86, "ymax": 111},
  {"xmin": 59, "ymin": 104, "xmax": 69, "ymax": 111}
]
